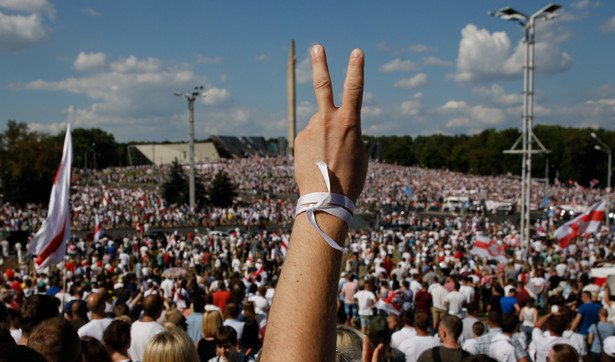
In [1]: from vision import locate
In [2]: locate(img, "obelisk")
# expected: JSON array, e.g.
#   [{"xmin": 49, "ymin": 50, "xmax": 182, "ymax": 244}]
[{"xmin": 286, "ymin": 40, "xmax": 296, "ymax": 156}]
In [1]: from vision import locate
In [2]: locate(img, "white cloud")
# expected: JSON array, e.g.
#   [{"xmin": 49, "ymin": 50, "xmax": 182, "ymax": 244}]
[
  {"xmin": 82, "ymin": 7, "xmax": 100, "ymax": 17},
  {"xmin": 601, "ymin": 16, "xmax": 615, "ymax": 33},
  {"xmin": 400, "ymin": 93, "xmax": 424, "ymax": 115},
  {"xmin": 589, "ymin": 84, "xmax": 615, "ymax": 98},
  {"xmin": 394, "ymin": 73, "xmax": 429, "ymax": 89},
  {"xmin": 361, "ymin": 105, "xmax": 383, "ymax": 118},
  {"xmin": 570, "ymin": 0, "xmax": 590, "ymax": 9},
  {"xmin": 0, "ymin": 0, "xmax": 55, "ymax": 20},
  {"xmin": 377, "ymin": 42, "xmax": 390, "ymax": 52},
  {"xmin": 408, "ymin": 44, "xmax": 431, "ymax": 53},
  {"xmin": 452, "ymin": 24, "xmax": 572, "ymax": 83},
  {"xmin": 28, "ymin": 121, "xmax": 67, "ymax": 135},
  {"xmin": 195, "ymin": 55, "xmax": 223, "ymax": 64},
  {"xmin": 110, "ymin": 55, "xmax": 164, "ymax": 73},
  {"xmin": 74, "ymin": 52, "xmax": 108, "ymax": 71},
  {"xmin": 201, "ymin": 87, "xmax": 232, "ymax": 106},
  {"xmin": 423, "ymin": 56, "xmax": 452, "ymax": 67},
  {"xmin": 255, "ymin": 53, "xmax": 269, "ymax": 62},
  {"xmin": 0, "ymin": 12, "xmax": 51, "ymax": 52},
  {"xmin": 379, "ymin": 58, "xmax": 420, "ymax": 73},
  {"xmin": 296, "ymin": 54, "xmax": 312, "ymax": 84},
  {"xmin": 472, "ymin": 84, "xmax": 522, "ymax": 107}
]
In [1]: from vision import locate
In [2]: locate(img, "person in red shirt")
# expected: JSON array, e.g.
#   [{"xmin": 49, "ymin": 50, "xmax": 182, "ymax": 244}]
[{"xmin": 212, "ymin": 281, "xmax": 231, "ymax": 311}]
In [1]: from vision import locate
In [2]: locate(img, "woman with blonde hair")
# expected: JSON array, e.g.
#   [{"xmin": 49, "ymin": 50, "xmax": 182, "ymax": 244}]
[
  {"xmin": 143, "ymin": 328, "xmax": 199, "ymax": 362},
  {"xmin": 197, "ymin": 310, "xmax": 224, "ymax": 361}
]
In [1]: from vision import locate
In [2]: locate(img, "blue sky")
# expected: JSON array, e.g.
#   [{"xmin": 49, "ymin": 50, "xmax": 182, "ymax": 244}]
[{"xmin": 1, "ymin": 0, "xmax": 614, "ymax": 142}]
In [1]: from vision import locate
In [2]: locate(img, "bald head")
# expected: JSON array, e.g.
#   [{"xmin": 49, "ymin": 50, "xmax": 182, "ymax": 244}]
[
  {"xmin": 86, "ymin": 293, "xmax": 105, "ymax": 315},
  {"xmin": 142, "ymin": 294, "xmax": 164, "ymax": 318}
]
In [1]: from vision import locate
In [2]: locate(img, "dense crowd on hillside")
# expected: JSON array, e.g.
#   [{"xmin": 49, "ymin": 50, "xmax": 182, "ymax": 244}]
[{"xmin": 0, "ymin": 157, "xmax": 614, "ymax": 361}]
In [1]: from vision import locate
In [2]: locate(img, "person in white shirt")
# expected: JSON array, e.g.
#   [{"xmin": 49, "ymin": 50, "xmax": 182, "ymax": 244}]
[
  {"xmin": 462, "ymin": 320, "xmax": 485, "ymax": 354},
  {"xmin": 397, "ymin": 311, "xmax": 440, "ymax": 362},
  {"xmin": 429, "ymin": 277, "xmax": 449, "ymax": 330},
  {"xmin": 77, "ymin": 292, "xmax": 113, "ymax": 342},
  {"xmin": 459, "ymin": 276, "xmax": 475, "ymax": 305},
  {"xmin": 445, "ymin": 282, "xmax": 467, "ymax": 318},
  {"xmin": 353, "ymin": 280, "xmax": 377, "ymax": 334},
  {"xmin": 530, "ymin": 312, "xmax": 572, "ymax": 362},
  {"xmin": 128, "ymin": 294, "xmax": 167, "ymax": 361},
  {"xmin": 488, "ymin": 313, "xmax": 525, "ymax": 362},
  {"xmin": 390, "ymin": 309, "xmax": 416, "ymax": 350}
]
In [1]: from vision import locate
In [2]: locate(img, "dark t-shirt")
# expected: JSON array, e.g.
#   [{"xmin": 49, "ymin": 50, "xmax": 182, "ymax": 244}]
[
  {"xmin": 417, "ymin": 346, "xmax": 469, "ymax": 362},
  {"xmin": 488, "ymin": 294, "xmax": 503, "ymax": 312},
  {"xmin": 197, "ymin": 338, "xmax": 217, "ymax": 362}
]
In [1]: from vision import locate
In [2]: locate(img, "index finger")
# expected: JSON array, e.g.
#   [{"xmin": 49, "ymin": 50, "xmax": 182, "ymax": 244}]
[
  {"xmin": 311, "ymin": 44, "xmax": 335, "ymax": 113},
  {"xmin": 341, "ymin": 48, "xmax": 364, "ymax": 122}
]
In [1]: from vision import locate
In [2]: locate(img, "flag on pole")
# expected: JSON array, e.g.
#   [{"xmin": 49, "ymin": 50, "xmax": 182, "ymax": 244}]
[
  {"xmin": 554, "ymin": 200, "xmax": 605, "ymax": 249},
  {"xmin": 93, "ymin": 216, "xmax": 104, "ymax": 243},
  {"xmin": 471, "ymin": 234, "xmax": 508, "ymax": 263},
  {"xmin": 244, "ymin": 208, "xmax": 255, "ymax": 228},
  {"xmin": 28, "ymin": 124, "xmax": 73, "ymax": 272}
]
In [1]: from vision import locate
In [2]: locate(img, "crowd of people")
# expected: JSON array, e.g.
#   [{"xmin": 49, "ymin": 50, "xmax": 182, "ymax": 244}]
[{"xmin": 0, "ymin": 45, "xmax": 614, "ymax": 362}]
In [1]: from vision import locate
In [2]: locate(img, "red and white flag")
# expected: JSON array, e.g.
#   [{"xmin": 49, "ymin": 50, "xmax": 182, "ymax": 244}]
[
  {"xmin": 471, "ymin": 234, "xmax": 508, "ymax": 263},
  {"xmin": 280, "ymin": 235, "xmax": 289, "ymax": 258},
  {"xmin": 244, "ymin": 208, "xmax": 254, "ymax": 228},
  {"xmin": 555, "ymin": 200, "xmax": 605, "ymax": 249},
  {"xmin": 28, "ymin": 124, "xmax": 73, "ymax": 272},
  {"xmin": 93, "ymin": 216, "xmax": 104, "ymax": 243}
]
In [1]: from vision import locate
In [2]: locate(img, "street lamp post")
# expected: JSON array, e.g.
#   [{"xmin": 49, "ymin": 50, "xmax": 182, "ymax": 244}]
[
  {"xmin": 592, "ymin": 132, "xmax": 612, "ymax": 228},
  {"xmin": 174, "ymin": 86, "xmax": 204, "ymax": 211},
  {"xmin": 490, "ymin": 3, "xmax": 561, "ymax": 250}
]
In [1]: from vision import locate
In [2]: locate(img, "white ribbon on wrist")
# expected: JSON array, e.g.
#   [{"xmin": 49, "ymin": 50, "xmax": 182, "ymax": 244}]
[{"xmin": 294, "ymin": 161, "xmax": 355, "ymax": 253}]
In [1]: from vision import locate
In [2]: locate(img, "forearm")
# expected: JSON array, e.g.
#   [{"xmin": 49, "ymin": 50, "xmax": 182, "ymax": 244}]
[{"xmin": 262, "ymin": 214, "xmax": 347, "ymax": 361}]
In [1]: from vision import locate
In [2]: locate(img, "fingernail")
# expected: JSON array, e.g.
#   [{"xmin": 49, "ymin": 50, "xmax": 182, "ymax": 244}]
[
  {"xmin": 312, "ymin": 45, "xmax": 322, "ymax": 56},
  {"xmin": 352, "ymin": 49, "xmax": 362, "ymax": 58}
]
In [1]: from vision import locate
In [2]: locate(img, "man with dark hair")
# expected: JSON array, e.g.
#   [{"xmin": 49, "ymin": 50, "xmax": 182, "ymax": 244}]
[
  {"xmin": 223, "ymin": 302, "xmax": 245, "ymax": 339},
  {"xmin": 548, "ymin": 343, "xmax": 580, "ymax": 362},
  {"xmin": 462, "ymin": 302, "xmax": 482, "ymax": 341},
  {"xmin": 532, "ymin": 312, "xmax": 574, "ymax": 362},
  {"xmin": 417, "ymin": 315, "xmax": 469, "ymax": 362},
  {"xmin": 66, "ymin": 299, "xmax": 88, "ymax": 331},
  {"xmin": 27, "ymin": 317, "xmax": 81, "ymax": 362},
  {"xmin": 128, "ymin": 294, "xmax": 166, "ymax": 361},
  {"xmin": 500, "ymin": 288, "xmax": 520, "ymax": 314},
  {"xmin": 571, "ymin": 290, "xmax": 601, "ymax": 337},
  {"xmin": 391, "ymin": 309, "xmax": 416, "ymax": 349},
  {"xmin": 103, "ymin": 320, "xmax": 131, "ymax": 362},
  {"xmin": 77, "ymin": 292, "xmax": 112, "ymax": 342},
  {"xmin": 17, "ymin": 294, "xmax": 59, "ymax": 345},
  {"xmin": 476, "ymin": 310, "xmax": 527, "ymax": 361},
  {"xmin": 488, "ymin": 313, "xmax": 526, "ymax": 362},
  {"xmin": 186, "ymin": 294, "xmax": 205, "ymax": 343}
]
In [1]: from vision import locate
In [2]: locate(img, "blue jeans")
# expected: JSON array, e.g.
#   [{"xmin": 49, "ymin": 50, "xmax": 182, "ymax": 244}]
[{"xmin": 344, "ymin": 303, "xmax": 358, "ymax": 318}]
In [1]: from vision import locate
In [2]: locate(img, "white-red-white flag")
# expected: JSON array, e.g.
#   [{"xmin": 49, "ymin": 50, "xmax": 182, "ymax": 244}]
[
  {"xmin": 555, "ymin": 200, "xmax": 605, "ymax": 249},
  {"xmin": 244, "ymin": 208, "xmax": 254, "ymax": 228},
  {"xmin": 93, "ymin": 216, "xmax": 104, "ymax": 243},
  {"xmin": 471, "ymin": 234, "xmax": 508, "ymax": 263},
  {"xmin": 28, "ymin": 124, "xmax": 72, "ymax": 271}
]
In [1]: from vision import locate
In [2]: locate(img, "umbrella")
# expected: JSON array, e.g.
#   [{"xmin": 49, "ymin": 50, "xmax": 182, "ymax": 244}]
[{"xmin": 162, "ymin": 267, "xmax": 188, "ymax": 278}]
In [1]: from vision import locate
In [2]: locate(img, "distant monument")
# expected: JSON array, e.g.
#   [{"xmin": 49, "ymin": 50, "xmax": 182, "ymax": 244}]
[{"xmin": 287, "ymin": 40, "xmax": 296, "ymax": 156}]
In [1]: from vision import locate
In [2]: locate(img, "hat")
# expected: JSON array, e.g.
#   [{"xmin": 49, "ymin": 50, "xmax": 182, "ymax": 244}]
[
  {"xmin": 5, "ymin": 269, "xmax": 14, "ymax": 279},
  {"xmin": 368, "ymin": 316, "xmax": 389, "ymax": 338},
  {"xmin": 10, "ymin": 281, "xmax": 21, "ymax": 290}
]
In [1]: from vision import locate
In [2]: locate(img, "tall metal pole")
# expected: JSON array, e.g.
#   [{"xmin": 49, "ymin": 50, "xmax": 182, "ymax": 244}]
[
  {"xmin": 287, "ymin": 40, "xmax": 297, "ymax": 156},
  {"xmin": 174, "ymin": 86, "xmax": 203, "ymax": 211},
  {"xmin": 491, "ymin": 3, "xmax": 560, "ymax": 249},
  {"xmin": 188, "ymin": 97, "xmax": 196, "ymax": 210}
]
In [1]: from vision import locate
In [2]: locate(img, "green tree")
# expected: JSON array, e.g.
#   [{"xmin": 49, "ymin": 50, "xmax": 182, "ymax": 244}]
[
  {"xmin": 65, "ymin": 128, "xmax": 121, "ymax": 170},
  {"xmin": 209, "ymin": 171, "xmax": 237, "ymax": 207},
  {"xmin": 0, "ymin": 120, "xmax": 62, "ymax": 205},
  {"xmin": 161, "ymin": 160, "xmax": 208, "ymax": 207}
]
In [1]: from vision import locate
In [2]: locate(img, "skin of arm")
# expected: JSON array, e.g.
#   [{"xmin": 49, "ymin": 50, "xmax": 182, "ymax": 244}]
[
  {"xmin": 260, "ymin": 45, "xmax": 368, "ymax": 362},
  {"xmin": 571, "ymin": 313, "xmax": 582, "ymax": 332}
]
